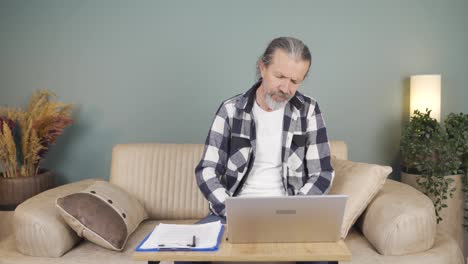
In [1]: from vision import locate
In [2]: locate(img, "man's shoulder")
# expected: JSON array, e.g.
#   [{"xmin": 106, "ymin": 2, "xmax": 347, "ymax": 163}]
[
  {"xmin": 214, "ymin": 93, "xmax": 244, "ymax": 117},
  {"xmin": 219, "ymin": 92, "xmax": 244, "ymax": 110},
  {"xmin": 295, "ymin": 91, "xmax": 318, "ymax": 111},
  {"xmin": 221, "ymin": 93, "xmax": 244, "ymax": 106}
]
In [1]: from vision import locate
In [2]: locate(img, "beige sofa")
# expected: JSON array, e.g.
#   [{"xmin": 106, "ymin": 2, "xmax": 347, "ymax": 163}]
[{"xmin": 0, "ymin": 141, "xmax": 464, "ymax": 264}]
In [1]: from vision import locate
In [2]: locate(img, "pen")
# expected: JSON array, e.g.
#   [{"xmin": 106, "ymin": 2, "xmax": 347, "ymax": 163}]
[
  {"xmin": 188, "ymin": 235, "xmax": 196, "ymax": 247},
  {"xmin": 157, "ymin": 235, "xmax": 197, "ymax": 248},
  {"xmin": 158, "ymin": 247, "xmax": 193, "ymax": 251}
]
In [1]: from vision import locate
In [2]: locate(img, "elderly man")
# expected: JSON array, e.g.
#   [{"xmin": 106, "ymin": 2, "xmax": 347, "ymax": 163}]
[{"xmin": 190, "ymin": 37, "xmax": 335, "ymax": 264}]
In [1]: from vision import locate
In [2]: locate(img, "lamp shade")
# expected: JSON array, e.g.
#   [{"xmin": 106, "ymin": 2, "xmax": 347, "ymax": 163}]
[{"xmin": 410, "ymin": 75, "xmax": 441, "ymax": 121}]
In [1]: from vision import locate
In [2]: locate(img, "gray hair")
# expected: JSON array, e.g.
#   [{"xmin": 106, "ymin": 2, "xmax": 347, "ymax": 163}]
[{"xmin": 256, "ymin": 37, "xmax": 312, "ymax": 80}]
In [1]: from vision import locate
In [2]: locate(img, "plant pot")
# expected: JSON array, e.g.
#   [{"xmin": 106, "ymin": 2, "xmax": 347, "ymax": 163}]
[
  {"xmin": 401, "ymin": 172, "xmax": 464, "ymax": 252},
  {"xmin": 0, "ymin": 169, "xmax": 55, "ymax": 208}
]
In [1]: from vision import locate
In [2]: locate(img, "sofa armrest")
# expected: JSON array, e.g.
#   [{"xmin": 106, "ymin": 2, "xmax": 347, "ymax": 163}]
[
  {"xmin": 357, "ymin": 179, "xmax": 437, "ymax": 256},
  {"xmin": 14, "ymin": 178, "xmax": 99, "ymax": 257}
]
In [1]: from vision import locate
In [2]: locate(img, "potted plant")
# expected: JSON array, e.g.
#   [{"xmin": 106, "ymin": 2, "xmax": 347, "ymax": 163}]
[
  {"xmin": 0, "ymin": 90, "xmax": 73, "ymax": 208},
  {"xmin": 400, "ymin": 109, "xmax": 463, "ymax": 249},
  {"xmin": 444, "ymin": 112, "xmax": 468, "ymax": 230}
]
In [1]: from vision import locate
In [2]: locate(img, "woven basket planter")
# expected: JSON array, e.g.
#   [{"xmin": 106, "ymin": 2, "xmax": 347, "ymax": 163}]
[{"xmin": 0, "ymin": 169, "xmax": 55, "ymax": 207}]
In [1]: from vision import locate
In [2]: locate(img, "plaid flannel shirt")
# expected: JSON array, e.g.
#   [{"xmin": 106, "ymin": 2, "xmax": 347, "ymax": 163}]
[{"xmin": 195, "ymin": 80, "xmax": 334, "ymax": 216}]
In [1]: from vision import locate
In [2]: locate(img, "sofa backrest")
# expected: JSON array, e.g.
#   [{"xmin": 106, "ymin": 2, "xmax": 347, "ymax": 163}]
[{"xmin": 109, "ymin": 140, "xmax": 347, "ymax": 220}]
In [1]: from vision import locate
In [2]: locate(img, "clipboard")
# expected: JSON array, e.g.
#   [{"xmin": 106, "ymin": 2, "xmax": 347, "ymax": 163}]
[{"xmin": 135, "ymin": 222, "xmax": 224, "ymax": 252}]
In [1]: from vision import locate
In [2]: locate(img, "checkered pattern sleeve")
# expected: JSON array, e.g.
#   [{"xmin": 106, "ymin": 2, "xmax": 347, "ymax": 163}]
[
  {"xmin": 195, "ymin": 103, "xmax": 231, "ymax": 216},
  {"xmin": 298, "ymin": 102, "xmax": 335, "ymax": 195}
]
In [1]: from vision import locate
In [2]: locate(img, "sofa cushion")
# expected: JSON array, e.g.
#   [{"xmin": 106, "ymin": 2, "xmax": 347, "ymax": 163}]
[
  {"xmin": 109, "ymin": 143, "xmax": 210, "ymax": 220},
  {"xmin": 56, "ymin": 181, "xmax": 148, "ymax": 251},
  {"xmin": 357, "ymin": 179, "xmax": 437, "ymax": 255},
  {"xmin": 329, "ymin": 157, "xmax": 392, "ymax": 238},
  {"xmin": 108, "ymin": 142, "xmax": 348, "ymax": 220}
]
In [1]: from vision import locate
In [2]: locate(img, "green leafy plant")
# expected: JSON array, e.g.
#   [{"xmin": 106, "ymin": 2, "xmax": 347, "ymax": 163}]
[
  {"xmin": 400, "ymin": 109, "xmax": 461, "ymax": 224},
  {"xmin": 444, "ymin": 112, "xmax": 468, "ymax": 230}
]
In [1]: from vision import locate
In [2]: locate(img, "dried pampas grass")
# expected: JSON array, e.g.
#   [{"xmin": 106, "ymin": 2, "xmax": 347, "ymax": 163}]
[{"xmin": 0, "ymin": 90, "xmax": 73, "ymax": 178}]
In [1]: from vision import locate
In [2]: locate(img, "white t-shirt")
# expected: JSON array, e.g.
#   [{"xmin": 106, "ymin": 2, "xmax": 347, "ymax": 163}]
[{"xmin": 238, "ymin": 101, "xmax": 287, "ymax": 197}]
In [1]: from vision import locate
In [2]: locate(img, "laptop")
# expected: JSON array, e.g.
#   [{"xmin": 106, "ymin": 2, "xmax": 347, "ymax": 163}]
[{"xmin": 225, "ymin": 195, "xmax": 347, "ymax": 243}]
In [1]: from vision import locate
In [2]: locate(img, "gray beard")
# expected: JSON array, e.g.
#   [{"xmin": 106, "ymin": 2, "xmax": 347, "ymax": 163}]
[{"xmin": 265, "ymin": 93, "xmax": 290, "ymax": 111}]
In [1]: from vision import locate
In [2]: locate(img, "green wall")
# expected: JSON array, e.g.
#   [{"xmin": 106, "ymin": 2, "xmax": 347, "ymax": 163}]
[{"xmin": 1, "ymin": 0, "xmax": 467, "ymax": 185}]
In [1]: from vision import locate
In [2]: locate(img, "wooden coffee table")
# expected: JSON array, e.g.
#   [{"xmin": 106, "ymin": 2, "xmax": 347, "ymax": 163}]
[{"xmin": 133, "ymin": 230, "xmax": 352, "ymax": 264}]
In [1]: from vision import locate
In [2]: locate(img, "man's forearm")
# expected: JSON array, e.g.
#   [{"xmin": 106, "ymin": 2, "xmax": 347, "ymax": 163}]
[
  {"xmin": 298, "ymin": 170, "xmax": 334, "ymax": 195},
  {"xmin": 195, "ymin": 164, "xmax": 229, "ymax": 216}
]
